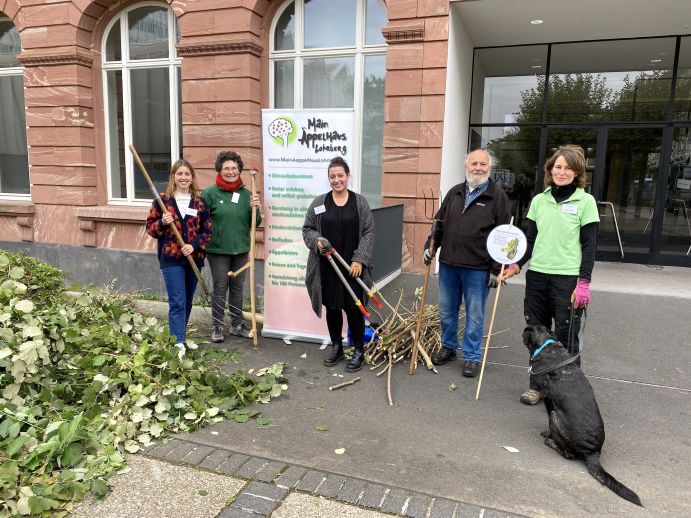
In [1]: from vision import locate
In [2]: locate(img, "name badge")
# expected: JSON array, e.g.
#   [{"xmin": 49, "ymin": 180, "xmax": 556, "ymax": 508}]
[
  {"xmin": 562, "ymin": 204, "xmax": 578, "ymax": 215},
  {"xmin": 187, "ymin": 208, "xmax": 198, "ymax": 217},
  {"xmin": 314, "ymin": 204, "xmax": 326, "ymax": 215},
  {"xmin": 231, "ymin": 192, "xmax": 240, "ymax": 204}
]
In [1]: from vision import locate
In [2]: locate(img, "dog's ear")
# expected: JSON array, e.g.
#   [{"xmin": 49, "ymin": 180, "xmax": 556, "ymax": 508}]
[{"xmin": 522, "ymin": 326, "xmax": 535, "ymax": 348}]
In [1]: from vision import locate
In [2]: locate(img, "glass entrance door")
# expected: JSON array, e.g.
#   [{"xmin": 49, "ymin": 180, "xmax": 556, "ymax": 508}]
[
  {"xmin": 600, "ymin": 128, "xmax": 664, "ymax": 260},
  {"xmin": 545, "ymin": 127, "xmax": 666, "ymax": 262},
  {"xmin": 659, "ymin": 126, "xmax": 691, "ymax": 260}
]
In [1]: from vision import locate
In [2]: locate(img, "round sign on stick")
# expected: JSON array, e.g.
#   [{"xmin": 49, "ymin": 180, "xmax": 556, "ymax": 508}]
[{"xmin": 486, "ymin": 224, "xmax": 527, "ymax": 265}]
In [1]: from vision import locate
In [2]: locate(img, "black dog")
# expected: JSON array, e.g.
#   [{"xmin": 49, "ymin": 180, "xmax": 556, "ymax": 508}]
[{"xmin": 523, "ymin": 325, "xmax": 642, "ymax": 507}]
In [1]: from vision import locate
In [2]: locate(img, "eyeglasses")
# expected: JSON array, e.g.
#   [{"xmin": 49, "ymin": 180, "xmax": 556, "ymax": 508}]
[{"xmin": 222, "ymin": 167, "xmax": 240, "ymax": 173}]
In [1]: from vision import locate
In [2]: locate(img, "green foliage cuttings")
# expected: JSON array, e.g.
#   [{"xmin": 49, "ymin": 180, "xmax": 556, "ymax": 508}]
[{"xmin": 0, "ymin": 250, "xmax": 287, "ymax": 517}]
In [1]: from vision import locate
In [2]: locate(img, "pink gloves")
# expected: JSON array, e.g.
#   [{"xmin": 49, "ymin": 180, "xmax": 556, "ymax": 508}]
[
  {"xmin": 573, "ymin": 278, "xmax": 590, "ymax": 308},
  {"xmin": 499, "ymin": 263, "xmax": 520, "ymax": 282}
]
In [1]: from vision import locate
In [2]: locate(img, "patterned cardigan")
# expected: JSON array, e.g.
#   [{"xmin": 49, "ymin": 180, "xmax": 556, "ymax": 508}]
[{"xmin": 145, "ymin": 194, "xmax": 212, "ymax": 268}]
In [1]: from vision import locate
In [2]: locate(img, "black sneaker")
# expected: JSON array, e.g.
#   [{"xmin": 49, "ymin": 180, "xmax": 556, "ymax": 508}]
[
  {"xmin": 462, "ymin": 360, "xmax": 480, "ymax": 378},
  {"xmin": 229, "ymin": 323, "xmax": 251, "ymax": 338},
  {"xmin": 431, "ymin": 347, "xmax": 457, "ymax": 365},
  {"xmin": 211, "ymin": 326, "xmax": 224, "ymax": 343}
]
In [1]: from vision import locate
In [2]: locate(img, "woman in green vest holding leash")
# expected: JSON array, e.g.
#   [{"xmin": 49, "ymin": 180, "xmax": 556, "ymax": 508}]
[
  {"xmin": 203, "ymin": 151, "xmax": 261, "ymax": 342},
  {"xmin": 500, "ymin": 145, "xmax": 600, "ymax": 405}
]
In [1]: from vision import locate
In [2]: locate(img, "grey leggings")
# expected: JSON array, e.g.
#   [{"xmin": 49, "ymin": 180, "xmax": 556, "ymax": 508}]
[{"xmin": 207, "ymin": 252, "xmax": 248, "ymax": 328}]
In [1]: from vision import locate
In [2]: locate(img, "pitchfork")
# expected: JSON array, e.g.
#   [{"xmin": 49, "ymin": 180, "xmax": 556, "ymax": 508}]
[{"xmin": 408, "ymin": 190, "xmax": 441, "ymax": 375}]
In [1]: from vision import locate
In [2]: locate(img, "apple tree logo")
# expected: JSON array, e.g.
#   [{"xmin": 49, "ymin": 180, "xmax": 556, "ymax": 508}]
[{"xmin": 268, "ymin": 116, "xmax": 297, "ymax": 147}]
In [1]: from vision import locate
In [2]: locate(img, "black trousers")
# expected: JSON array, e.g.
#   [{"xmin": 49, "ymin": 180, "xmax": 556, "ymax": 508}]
[
  {"xmin": 325, "ymin": 305, "xmax": 365, "ymax": 348},
  {"xmin": 524, "ymin": 270, "xmax": 584, "ymax": 390}
]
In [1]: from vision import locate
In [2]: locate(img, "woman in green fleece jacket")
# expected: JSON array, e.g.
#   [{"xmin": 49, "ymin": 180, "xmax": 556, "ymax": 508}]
[{"xmin": 202, "ymin": 151, "xmax": 261, "ymax": 342}]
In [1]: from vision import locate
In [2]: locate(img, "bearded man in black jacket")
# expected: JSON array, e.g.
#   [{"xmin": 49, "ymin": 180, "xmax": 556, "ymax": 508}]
[{"xmin": 424, "ymin": 149, "xmax": 512, "ymax": 377}]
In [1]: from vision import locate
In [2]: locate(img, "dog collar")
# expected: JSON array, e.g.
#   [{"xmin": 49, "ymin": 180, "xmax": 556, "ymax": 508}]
[{"xmin": 531, "ymin": 338, "xmax": 555, "ymax": 358}]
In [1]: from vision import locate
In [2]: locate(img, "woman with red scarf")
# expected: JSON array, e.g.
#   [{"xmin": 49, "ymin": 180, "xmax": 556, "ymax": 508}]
[{"xmin": 202, "ymin": 151, "xmax": 261, "ymax": 342}]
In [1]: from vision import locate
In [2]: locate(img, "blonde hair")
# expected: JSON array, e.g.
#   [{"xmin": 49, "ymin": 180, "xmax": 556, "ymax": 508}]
[
  {"xmin": 543, "ymin": 145, "xmax": 586, "ymax": 188},
  {"xmin": 164, "ymin": 159, "xmax": 200, "ymax": 198}
]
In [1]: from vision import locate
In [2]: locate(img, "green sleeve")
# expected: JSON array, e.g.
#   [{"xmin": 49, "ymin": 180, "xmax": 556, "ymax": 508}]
[{"xmin": 581, "ymin": 195, "xmax": 600, "ymax": 226}]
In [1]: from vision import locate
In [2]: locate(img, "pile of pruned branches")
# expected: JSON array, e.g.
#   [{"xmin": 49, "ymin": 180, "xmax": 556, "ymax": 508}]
[
  {"xmin": 363, "ymin": 291, "xmax": 465, "ymax": 405},
  {"xmin": 0, "ymin": 250, "xmax": 287, "ymax": 517}
]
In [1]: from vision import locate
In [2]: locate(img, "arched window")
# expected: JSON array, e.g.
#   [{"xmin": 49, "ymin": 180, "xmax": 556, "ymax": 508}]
[
  {"xmin": 270, "ymin": 0, "xmax": 387, "ymax": 206},
  {"xmin": 102, "ymin": 3, "xmax": 181, "ymax": 203},
  {"xmin": 0, "ymin": 17, "xmax": 29, "ymax": 197}
]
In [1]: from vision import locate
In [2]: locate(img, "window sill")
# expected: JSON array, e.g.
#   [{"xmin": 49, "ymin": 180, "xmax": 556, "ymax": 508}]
[
  {"xmin": 76, "ymin": 205, "xmax": 149, "ymax": 223},
  {"xmin": 0, "ymin": 201, "xmax": 35, "ymax": 241},
  {"xmin": 76, "ymin": 206, "xmax": 150, "ymax": 247}
]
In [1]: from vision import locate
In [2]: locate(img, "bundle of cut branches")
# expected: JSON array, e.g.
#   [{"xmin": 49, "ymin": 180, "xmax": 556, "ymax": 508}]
[{"xmin": 365, "ymin": 292, "xmax": 465, "ymax": 374}]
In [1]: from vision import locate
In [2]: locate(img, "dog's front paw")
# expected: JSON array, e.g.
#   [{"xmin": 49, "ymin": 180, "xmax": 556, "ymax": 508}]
[{"xmin": 540, "ymin": 430, "xmax": 551, "ymax": 439}]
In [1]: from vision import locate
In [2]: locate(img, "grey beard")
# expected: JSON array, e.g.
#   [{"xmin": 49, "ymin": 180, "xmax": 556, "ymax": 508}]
[{"xmin": 467, "ymin": 175, "xmax": 490, "ymax": 188}]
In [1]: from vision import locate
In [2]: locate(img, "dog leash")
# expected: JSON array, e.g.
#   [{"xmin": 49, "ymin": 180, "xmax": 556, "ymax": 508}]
[
  {"xmin": 567, "ymin": 305, "xmax": 587, "ymax": 355},
  {"xmin": 529, "ymin": 354, "xmax": 580, "ymax": 376}
]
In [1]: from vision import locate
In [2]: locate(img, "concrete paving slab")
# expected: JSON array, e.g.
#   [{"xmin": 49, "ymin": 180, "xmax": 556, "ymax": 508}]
[
  {"xmin": 71, "ymin": 455, "xmax": 245, "ymax": 518},
  {"xmin": 273, "ymin": 493, "xmax": 391, "ymax": 518}
]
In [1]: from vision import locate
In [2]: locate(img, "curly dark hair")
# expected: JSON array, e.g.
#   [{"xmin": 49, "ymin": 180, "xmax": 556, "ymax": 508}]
[
  {"xmin": 327, "ymin": 156, "xmax": 350, "ymax": 175},
  {"xmin": 214, "ymin": 151, "xmax": 244, "ymax": 173}
]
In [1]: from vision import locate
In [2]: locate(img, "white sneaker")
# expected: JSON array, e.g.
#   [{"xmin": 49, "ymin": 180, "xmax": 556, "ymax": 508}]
[
  {"xmin": 174, "ymin": 343, "xmax": 186, "ymax": 359},
  {"xmin": 186, "ymin": 340, "xmax": 199, "ymax": 350}
]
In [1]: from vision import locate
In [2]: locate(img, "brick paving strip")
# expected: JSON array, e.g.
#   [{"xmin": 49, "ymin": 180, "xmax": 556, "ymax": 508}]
[{"xmin": 143, "ymin": 439, "xmax": 526, "ymax": 518}]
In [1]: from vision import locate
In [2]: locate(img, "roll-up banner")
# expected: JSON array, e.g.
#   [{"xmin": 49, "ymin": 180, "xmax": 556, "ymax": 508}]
[{"xmin": 261, "ymin": 109, "xmax": 355, "ymax": 343}]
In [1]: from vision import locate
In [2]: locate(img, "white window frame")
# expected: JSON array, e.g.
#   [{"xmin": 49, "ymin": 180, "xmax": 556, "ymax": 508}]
[
  {"xmin": 269, "ymin": 0, "xmax": 387, "ymax": 194},
  {"xmin": 0, "ymin": 16, "xmax": 30, "ymax": 200},
  {"xmin": 102, "ymin": 2, "xmax": 181, "ymax": 205}
]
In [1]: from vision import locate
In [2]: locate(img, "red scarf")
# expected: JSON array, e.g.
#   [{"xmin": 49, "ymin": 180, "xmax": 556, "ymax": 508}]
[{"xmin": 215, "ymin": 173, "xmax": 243, "ymax": 192}]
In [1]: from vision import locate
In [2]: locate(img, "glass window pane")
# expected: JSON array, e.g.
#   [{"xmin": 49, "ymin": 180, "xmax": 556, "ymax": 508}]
[
  {"xmin": 130, "ymin": 68, "xmax": 171, "ymax": 199},
  {"xmin": 177, "ymin": 67, "xmax": 182, "ymax": 158},
  {"xmin": 128, "ymin": 6, "xmax": 169, "ymax": 60},
  {"xmin": 472, "ymin": 126, "xmax": 540, "ymax": 231},
  {"xmin": 274, "ymin": 2, "xmax": 295, "ymax": 51},
  {"xmin": 274, "ymin": 60, "xmax": 294, "ymax": 109},
  {"xmin": 548, "ymin": 38, "xmax": 675, "ymax": 123},
  {"xmin": 303, "ymin": 57, "xmax": 354, "ymax": 108},
  {"xmin": 365, "ymin": 0, "xmax": 387, "ymax": 46},
  {"xmin": 470, "ymin": 45, "xmax": 547, "ymax": 124},
  {"xmin": 106, "ymin": 70, "xmax": 126, "ymax": 199},
  {"xmin": 361, "ymin": 55, "xmax": 385, "ymax": 207},
  {"xmin": 0, "ymin": 20, "xmax": 21, "ymax": 68},
  {"xmin": 0, "ymin": 75, "xmax": 29, "ymax": 194},
  {"xmin": 304, "ymin": 0, "xmax": 355, "ymax": 49},
  {"xmin": 105, "ymin": 19, "xmax": 121, "ymax": 61},
  {"xmin": 660, "ymin": 126, "xmax": 691, "ymax": 255},
  {"xmin": 673, "ymin": 37, "xmax": 691, "ymax": 121}
]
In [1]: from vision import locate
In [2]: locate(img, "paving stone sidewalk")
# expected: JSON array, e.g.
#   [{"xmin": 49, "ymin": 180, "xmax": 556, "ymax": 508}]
[{"xmin": 137, "ymin": 437, "xmax": 524, "ymax": 518}]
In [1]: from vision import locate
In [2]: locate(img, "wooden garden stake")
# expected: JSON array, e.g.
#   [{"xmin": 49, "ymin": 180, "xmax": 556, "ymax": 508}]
[{"xmin": 476, "ymin": 216, "xmax": 517, "ymax": 400}]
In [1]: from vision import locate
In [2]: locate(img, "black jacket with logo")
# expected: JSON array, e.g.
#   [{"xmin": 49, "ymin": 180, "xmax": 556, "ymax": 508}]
[{"xmin": 425, "ymin": 179, "xmax": 512, "ymax": 274}]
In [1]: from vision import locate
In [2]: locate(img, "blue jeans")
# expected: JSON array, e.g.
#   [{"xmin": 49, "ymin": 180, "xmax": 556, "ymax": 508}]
[
  {"xmin": 439, "ymin": 263, "xmax": 489, "ymax": 361},
  {"xmin": 161, "ymin": 264, "xmax": 199, "ymax": 343}
]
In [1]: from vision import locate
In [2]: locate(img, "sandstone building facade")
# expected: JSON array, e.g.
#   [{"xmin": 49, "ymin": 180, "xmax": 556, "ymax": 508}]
[{"xmin": 1, "ymin": 0, "xmax": 690, "ymax": 274}]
